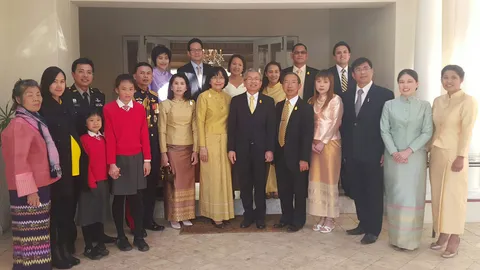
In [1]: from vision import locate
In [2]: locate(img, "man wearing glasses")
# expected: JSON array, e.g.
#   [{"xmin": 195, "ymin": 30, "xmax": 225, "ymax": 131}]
[
  {"xmin": 282, "ymin": 43, "xmax": 319, "ymax": 102},
  {"xmin": 177, "ymin": 38, "xmax": 214, "ymax": 100},
  {"xmin": 227, "ymin": 69, "xmax": 276, "ymax": 229},
  {"xmin": 340, "ymin": 57, "xmax": 394, "ymax": 245}
]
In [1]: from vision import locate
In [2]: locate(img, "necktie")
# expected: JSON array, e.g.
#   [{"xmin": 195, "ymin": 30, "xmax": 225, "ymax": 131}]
[
  {"xmin": 355, "ymin": 89, "xmax": 364, "ymax": 116},
  {"xmin": 249, "ymin": 95, "xmax": 255, "ymax": 114},
  {"xmin": 82, "ymin": 92, "xmax": 89, "ymax": 105},
  {"xmin": 278, "ymin": 101, "xmax": 291, "ymax": 147},
  {"xmin": 122, "ymin": 105, "xmax": 130, "ymax": 112},
  {"xmin": 341, "ymin": 69, "xmax": 348, "ymax": 92},
  {"xmin": 196, "ymin": 66, "xmax": 201, "ymax": 76}
]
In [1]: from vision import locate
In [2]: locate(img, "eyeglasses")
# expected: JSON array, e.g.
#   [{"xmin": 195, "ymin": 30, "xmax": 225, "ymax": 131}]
[
  {"xmin": 354, "ymin": 67, "xmax": 372, "ymax": 73},
  {"xmin": 293, "ymin": 51, "xmax": 307, "ymax": 55},
  {"xmin": 189, "ymin": 49, "xmax": 203, "ymax": 53},
  {"xmin": 245, "ymin": 78, "xmax": 261, "ymax": 82}
]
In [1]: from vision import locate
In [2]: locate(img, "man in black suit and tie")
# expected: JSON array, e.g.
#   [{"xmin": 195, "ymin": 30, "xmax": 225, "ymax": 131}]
[
  {"xmin": 227, "ymin": 69, "xmax": 276, "ymax": 229},
  {"xmin": 341, "ymin": 57, "xmax": 394, "ymax": 244},
  {"xmin": 282, "ymin": 43, "xmax": 319, "ymax": 102},
  {"xmin": 273, "ymin": 72, "xmax": 314, "ymax": 232},
  {"xmin": 176, "ymin": 38, "xmax": 213, "ymax": 100},
  {"xmin": 328, "ymin": 41, "xmax": 356, "ymax": 198}
]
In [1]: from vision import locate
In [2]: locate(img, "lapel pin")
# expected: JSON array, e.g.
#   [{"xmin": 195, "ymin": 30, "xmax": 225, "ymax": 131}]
[
  {"xmin": 367, "ymin": 98, "xmax": 370, "ymax": 103},
  {"xmin": 294, "ymin": 106, "xmax": 298, "ymax": 111},
  {"xmin": 307, "ymin": 71, "xmax": 310, "ymax": 75},
  {"xmin": 190, "ymin": 100, "xmax": 193, "ymax": 106},
  {"xmin": 259, "ymin": 99, "xmax": 262, "ymax": 104}
]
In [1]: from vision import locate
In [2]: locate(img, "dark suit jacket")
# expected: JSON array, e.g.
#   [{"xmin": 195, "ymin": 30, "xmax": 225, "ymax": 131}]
[
  {"xmin": 274, "ymin": 98, "xmax": 314, "ymax": 172},
  {"xmin": 66, "ymin": 84, "xmax": 105, "ymax": 136},
  {"xmin": 177, "ymin": 62, "xmax": 214, "ymax": 100},
  {"xmin": 227, "ymin": 93, "xmax": 276, "ymax": 163},
  {"xmin": 340, "ymin": 83, "xmax": 394, "ymax": 164},
  {"xmin": 327, "ymin": 65, "xmax": 356, "ymax": 97},
  {"xmin": 282, "ymin": 66, "xmax": 319, "ymax": 102}
]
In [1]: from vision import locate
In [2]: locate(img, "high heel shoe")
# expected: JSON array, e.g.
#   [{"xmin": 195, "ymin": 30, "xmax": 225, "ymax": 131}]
[
  {"xmin": 430, "ymin": 241, "xmax": 447, "ymax": 250},
  {"xmin": 441, "ymin": 250, "xmax": 458, "ymax": 258}
]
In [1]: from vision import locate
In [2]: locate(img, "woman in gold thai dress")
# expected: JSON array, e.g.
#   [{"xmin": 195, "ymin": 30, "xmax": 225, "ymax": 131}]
[
  {"xmin": 429, "ymin": 65, "xmax": 478, "ymax": 258},
  {"xmin": 261, "ymin": 61, "xmax": 285, "ymax": 199},
  {"xmin": 197, "ymin": 67, "xmax": 235, "ymax": 228}
]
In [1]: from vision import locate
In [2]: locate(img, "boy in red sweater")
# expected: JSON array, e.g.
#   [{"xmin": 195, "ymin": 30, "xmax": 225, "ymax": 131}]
[
  {"xmin": 104, "ymin": 74, "xmax": 151, "ymax": 252},
  {"xmin": 77, "ymin": 110, "xmax": 111, "ymax": 260}
]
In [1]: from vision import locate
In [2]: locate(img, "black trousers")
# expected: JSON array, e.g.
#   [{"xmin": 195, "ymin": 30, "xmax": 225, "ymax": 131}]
[
  {"xmin": 50, "ymin": 194, "xmax": 76, "ymax": 248},
  {"xmin": 82, "ymin": 222, "xmax": 105, "ymax": 248},
  {"xmin": 143, "ymin": 132, "xmax": 160, "ymax": 226},
  {"xmin": 346, "ymin": 157, "xmax": 384, "ymax": 236},
  {"xmin": 275, "ymin": 148, "xmax": 308, "ymax": 227},
  {"xmin": 237, "ymin": 145, "xmax": 267, "ymax": 222}
]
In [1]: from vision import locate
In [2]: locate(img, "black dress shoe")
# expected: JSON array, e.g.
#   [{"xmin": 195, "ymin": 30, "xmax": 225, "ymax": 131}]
[
  {"xmin": 256, "ymin": 221, "xmax": 266, "ymax": 229},
  {"xmin": 145, "ymin": 221, "xmax": 165, "ymax": 231},
  {"xmin": 52, "ymin": 245, "xmax": 72, "ymax": 269},
  {"xmin": 273, "ymin": 222, "xmax": 288, "ymax": 229},
  {"xmin": 95, "ymin": 243, "xmax": 109, "ymax": 257},
  {"xmin": 346, "ymin": 226, "xmax": 365, "ymax": 235},
  {"xmin": 133, "ymin": 238, "xmax": 150, "ymax": 252},
  {"xmin": 116, "ymin": 237, "xmax": 133, "ymax": 251},
  {"xmin": 102, "ymin": 234, "xmax": 117, "ymax": 244},
  {"xmin": 361, "ymin": 234, "xmax": 378, "ymax": 245},
  {"xmin": 61, "ymin": 244, "xmax": 80, "ymax": 266},
  {"xmin": 240, "ymin": 219, "xmax": 253, "ymax": 228},
  {"xmin": 287, "ymin": 225, "xmax": 300, "ymax": 233},
  {"xmin": 83, "ymin": 247, "xmax": 103, "ymax": 260}
]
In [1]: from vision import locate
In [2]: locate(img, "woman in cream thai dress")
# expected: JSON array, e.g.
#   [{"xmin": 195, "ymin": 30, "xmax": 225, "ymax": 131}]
[
  {"xmin": 307, "ymin": 70, "xmax": 343, "ymax": 233},
  {"xmin": 159, "ymin": 73, "xmax": 198, "ymax": 230},
  {"xmin": 429, "ymin": 65, "xmax": 478, "ymax": 258},
  {"xmin": 380, "ymin": 69, "xmax": 433, "ymax": 251},
  {"xmin": 197, "ymin": 67, "xmax": 235, "ymax": 228},
  {"xmin": 261, "ymin": 61, "xmax": 285, "ymax": 199}
]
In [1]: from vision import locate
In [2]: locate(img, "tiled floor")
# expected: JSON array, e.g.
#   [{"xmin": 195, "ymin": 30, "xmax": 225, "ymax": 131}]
[{"xmin": 1, "ymin": 214, "xmax": 480, "ymax": 270}]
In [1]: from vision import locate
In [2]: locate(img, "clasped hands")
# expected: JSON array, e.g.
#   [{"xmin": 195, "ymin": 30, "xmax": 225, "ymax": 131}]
[
  {"xmin": 312, "ymin": 140, "xmax": 325, "ymax": 154},
  {"xmin": 392, "ymin": 148, "xmax": 413, "ymax": 164},
  {"xmin": 109, "ymin": 162, "xmax": 151, "ymax": 179}
]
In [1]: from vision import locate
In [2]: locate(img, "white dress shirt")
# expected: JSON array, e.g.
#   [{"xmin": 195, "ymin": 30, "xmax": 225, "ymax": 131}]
[
  {"xmin": 87, "ymin": 130, "xmax": 103, "ymax": 138},
  {"xmin": 336, "ymin": 65, "xmax": 349, "ymax": 83},
  {"xmin": 246, "ymin": 92, "xmax": 259, "ymax": 111},
  {"xmin": 355, "ymin": 80, "xmax": 373, "ymax": 107},
  {"xmin": 116, "ymin": 98, "xmax": 134, "ymax": 109}
]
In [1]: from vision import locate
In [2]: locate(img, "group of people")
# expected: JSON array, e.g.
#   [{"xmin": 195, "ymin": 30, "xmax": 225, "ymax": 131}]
[{"xmin": 2, "ymin": 37, "xmax": 477, "ymax": 270}]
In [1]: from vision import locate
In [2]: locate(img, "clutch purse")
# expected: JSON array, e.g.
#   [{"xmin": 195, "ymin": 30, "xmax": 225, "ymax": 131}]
[{"xmin": 162, "ymin": 166, "xmax": 175, "ymax": 184}]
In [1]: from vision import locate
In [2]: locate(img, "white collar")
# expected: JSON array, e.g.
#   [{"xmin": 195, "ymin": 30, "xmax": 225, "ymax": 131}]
[
  {"xmin": 88, "ymin": 130, "xmax": 103, "ymax": 137},
  {"xmin": 116, "ymin": 98, "xmax": 134, "ymax": 109},
  {"xmin": 286, "ymin": 95, "xmax": 299, "ymax": 106},
  {"xmin": 246, "ymin": 92, "xmax": 259, "ymax": 99},
  {"xmin": 356, "ymin": 80, "xmax": 373, "ymax": 94},
  {"xmin": 293, "ymin": 65, "xmax": 306, "ymax": 73},
  {"xmin": 191, "ymin": 61, "xmax": 203, "ymax": 70},
  {"xmin": 336, "ymin": 65, "xmax": 348, "ymax": 74}
]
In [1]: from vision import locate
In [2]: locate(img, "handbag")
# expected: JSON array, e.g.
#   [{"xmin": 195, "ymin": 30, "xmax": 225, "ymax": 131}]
[{"xmin": 162, "ymin": 165, "xmax": 175, "ymax": 185}]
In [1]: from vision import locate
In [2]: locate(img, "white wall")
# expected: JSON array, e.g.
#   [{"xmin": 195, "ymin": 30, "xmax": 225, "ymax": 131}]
[
  {"xmin": 79, "ymin": 8, "xmax": 332, "ymax": 99},
  {"xmin": 330, "ymin": 4, "xmax": 396, "ymax": 90}
]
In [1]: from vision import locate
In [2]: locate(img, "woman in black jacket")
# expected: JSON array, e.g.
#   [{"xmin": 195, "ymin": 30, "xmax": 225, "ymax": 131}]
[{"xmin": 40, "ymin": 66, "xmax": 87, "ymax": 269}]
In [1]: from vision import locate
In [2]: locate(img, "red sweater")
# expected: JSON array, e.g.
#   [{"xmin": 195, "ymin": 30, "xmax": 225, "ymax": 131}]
[
  {"xmin": 104, "ymin": 101, "xmax": 151, "ymax": 165},
  {"xmin": 80, "ymin": 133, "xmax": 108, "ymax": 188}
]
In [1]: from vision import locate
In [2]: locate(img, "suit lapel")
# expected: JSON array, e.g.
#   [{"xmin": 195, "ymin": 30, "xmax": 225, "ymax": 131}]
[{"xmin": 357, "ymin": 84, "xmax": 376, "ymax": 118}]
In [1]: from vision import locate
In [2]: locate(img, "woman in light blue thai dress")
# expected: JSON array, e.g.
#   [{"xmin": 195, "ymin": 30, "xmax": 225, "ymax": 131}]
[{"xmin": 380, "ymin": 69, "xmax": 433, "ymax": 250}]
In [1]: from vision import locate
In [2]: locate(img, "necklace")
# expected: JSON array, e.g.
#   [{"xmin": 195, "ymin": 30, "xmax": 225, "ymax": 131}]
[{"xmin": 313, "ymin": 97, "xmax": 326, "ymax": 114}]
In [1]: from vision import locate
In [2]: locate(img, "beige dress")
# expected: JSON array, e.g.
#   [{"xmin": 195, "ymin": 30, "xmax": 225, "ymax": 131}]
[
  {"xmin": 307, "ymin": 95, "xmax": 344, "ymax": 218},
  {"xmin": 159, "ymin": 99, "xmax": 198, "ymax": 222},
  {"xmin": 196, "ymin": 89, "xmax": 235, "ymax": 221},
  {"xmin": 430, "ymin": 90, "xmax": 477, "ymax": 234},
  {"xmin": 263, "ymin": 82, "xmax": 286, "ymax": 193}
]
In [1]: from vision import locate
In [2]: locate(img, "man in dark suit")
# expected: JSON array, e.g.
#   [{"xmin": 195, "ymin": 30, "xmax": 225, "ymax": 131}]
[
  {"xmin": 227, "ymin": 69, "xmax": 276, "ymax": 229},
  {"xmin": 273, "ymin": 72, "xmax": 314, "ymax": 232},
  {"xmin": 176, "ymin": 38, "xmax": 214, "ymax": 100},
  {"xmin": 327, "ymin": 41, "xmax": 356, "ymax": 198},
  {"xmin": 340, "ymin": 57, "xmax": 394, "ymax": 244},
  {"xmin": 282, "ymin": 43, "xmax": 319, "ymax": 102}
]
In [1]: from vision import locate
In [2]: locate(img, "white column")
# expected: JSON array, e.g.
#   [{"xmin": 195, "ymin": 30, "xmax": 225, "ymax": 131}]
[{"xmin": 414, "ymin": 0, "xmax": 443, "ymax": 104}]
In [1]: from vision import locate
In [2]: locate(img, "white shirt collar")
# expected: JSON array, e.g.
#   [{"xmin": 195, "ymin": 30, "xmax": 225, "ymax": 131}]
[
  {"xmin": 286, "ymin": 95, "xmax": 299, "ymax": 106},
  {"xmin": 356, "ymin": 80, "xmax": 373, "ymax": 95},
  {"xmin": 293, "ymin": 65, "xmax": 306, "ymax": 73},
  {"xmin": 116, "ymin": 98, "xmax": 134, "ymax": 109},
  {"xmin": 246, "ymin": 91, "xmax": 259, "ymax": 99},
  {"xmin": 336, "ymin": 65, "xmax": 348, "ymax": 74},
  {"xmin": 191, "ymin": 61, "xmax": 203, "ymax": 70},
  {"xmin": 88, "ymin": 130, "xmax": 103, "ymax": 137}
]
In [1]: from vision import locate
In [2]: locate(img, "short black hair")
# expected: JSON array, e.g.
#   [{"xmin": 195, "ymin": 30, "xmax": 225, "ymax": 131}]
[
  {"xmin": 227, "ymin": 54, "xmax": 246, "ymax": 74},
  {"xmin": 12, "ymin": 79, "xmax": 40, "ymax": 109},
  {"xmin": 167, "ymin": 73, "xmax": 192, "ymax": 100},
  {"xmin": 332, "ymin": 41, "xmax": 351, "ymax": 56},
  {"xmin": 151, "ymin": 45, "xmax": 172, "ymax": 67},
  {"xmin": 441, "ymin": 65, "xmax": 465, "ymax": 80},
  {"xmin": 280, "ymin": 72, "xmax": 301, "ymax": 84},
  {"xmin": 133, "ymin": 62, "xmax": 153, "ymax": 74},
  {"xmin": 204, "ymin": 67, "xmax": 229, "ymax": 90},
  {"xmin": 292, "ymin": 43, "xmax": 308, "ymax": 53},
  {"xmin": 72, "ymin": 57, "xmax": 95, "ymax": 73},
  {"xmin": 187, "ymin": 38, "xmax": 203, "ymax": 51},
  {"xmin": 114, "ymin": 74, "xmax": 135, "ymax": 89},
  {"xmin": 86, "ymin": 108, "xmax": 103, "ymax": 122},
  {"xmin": 351, "ymin": 57, "xmax": 373, "ymax": 70},
  {"xmin": 397, "ymin": 69, "xmax": 419, "ymax": 82},
  {"xmin": 40, "ymin": 66, "xmax": 66, "ymax": 98}
]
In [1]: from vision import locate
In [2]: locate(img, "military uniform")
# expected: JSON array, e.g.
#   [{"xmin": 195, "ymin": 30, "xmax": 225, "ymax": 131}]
[
  {"xmin": 126, "ymin": 89, "xmax": 162, "ymax": 231},
  {"xmin": 67, "ymin": 84, "xmax": 106, "ymax": 135}
]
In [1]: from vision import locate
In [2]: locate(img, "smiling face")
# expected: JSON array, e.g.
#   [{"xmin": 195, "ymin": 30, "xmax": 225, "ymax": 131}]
[
  {"xmin": 244, "ymin": 71, "xmax": 262, "ymax": 94},
  {"xmin": 282, "ymin": 74, "xmax": 301, "ymax": 99},
  {"xmin": 266, "ymin": 64, "xmax": 280, "ymax": 84},
  {"xmin": 86, "ymin": 114, "xmax": 102, "ymax": 134},
  {"xmin": 229, "ymin": 57, "xmax": 244, "ymax": 76},
  {"xmin": 334, "ymin": 45, "xmax": 350, "ymax": 68},
  {"xmin": 352, "ymin": 61, "xmax": 374, "ymax": 87},
  {"xmin": 72, "ymin": 64, "xmax": 93, "ymax": 89},
  {"xmin": 210, "ymin": 71, "xmax": 226, "ymax": 91},
  {"xmin": 441, "ymin": 70, "xmax": 463, "ymax": 93},
  {"xmin": 156, "ymin": 53, "xmax": 170, "ymax": 71},
  {"xmin": 291, "ymin": 45, "xmax": 308, "ymax": 67},
  {"xmin": 398, "ymin": 73, "xmax": 418, "ymax": 97},
  {"xmin": 49, "ymin": 72, "xmax": 66, "ymax": 98},
  {"xmin": 187, "ymin": 42, "xmax": 204, "ymax": 63}
]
